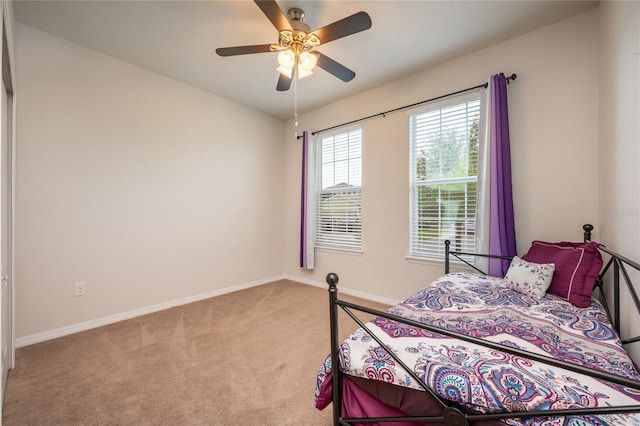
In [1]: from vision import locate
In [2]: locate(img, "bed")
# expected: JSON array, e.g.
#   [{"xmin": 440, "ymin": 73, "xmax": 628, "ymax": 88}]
[{"xmin": 315, "ymin": 225, "xmax": 640, "ymax": 425}]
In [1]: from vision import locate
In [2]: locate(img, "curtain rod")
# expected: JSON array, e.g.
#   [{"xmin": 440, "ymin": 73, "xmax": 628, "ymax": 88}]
[{"xmin": 303, "ymin": 73, "xmax": 517, "ymax": 138}]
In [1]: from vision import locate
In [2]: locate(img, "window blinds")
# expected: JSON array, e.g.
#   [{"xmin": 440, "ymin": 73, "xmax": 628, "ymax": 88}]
[
  {"xmin": 409, "ymin": 95, "xmax": 480, "ymax": 259},
  {"xmin": 316, "ymin": 128, "xmax": 362, "ymax": 250}
]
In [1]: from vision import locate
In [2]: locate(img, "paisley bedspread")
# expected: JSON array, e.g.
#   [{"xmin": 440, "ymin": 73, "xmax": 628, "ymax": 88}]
[{"xmin": 315, "ymin": 273, "xmax": 640, "ymax": 425}]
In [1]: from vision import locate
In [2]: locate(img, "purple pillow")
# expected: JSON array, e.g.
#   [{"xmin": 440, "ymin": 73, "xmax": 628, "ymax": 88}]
[{"xmin": 521, "ymin": 241, "xmax": 603, "ymax": 307}]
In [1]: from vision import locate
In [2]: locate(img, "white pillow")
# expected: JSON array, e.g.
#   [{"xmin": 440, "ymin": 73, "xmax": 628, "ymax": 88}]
[{"xmin": 504, "ymin": 256, "xmax": 555, "ymax": 299}]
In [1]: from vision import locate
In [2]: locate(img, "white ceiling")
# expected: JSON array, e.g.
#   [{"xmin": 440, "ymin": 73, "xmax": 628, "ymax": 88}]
[{"xmin": 12, "ymin": 0, "xmax": 598, "ymax": 120}]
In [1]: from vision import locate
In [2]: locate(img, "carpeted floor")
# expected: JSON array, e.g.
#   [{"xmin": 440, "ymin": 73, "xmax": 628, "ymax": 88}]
[{"xmin": 2, "ymin": 279, "xmax": 388, "ymax": 425}]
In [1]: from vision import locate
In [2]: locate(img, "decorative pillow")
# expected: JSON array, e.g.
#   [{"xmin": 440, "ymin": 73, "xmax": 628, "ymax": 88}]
[
  {"xmin": 503, "ymin": 256, "xmax": 555, "ymax": 298},
  {"xmin": 522, "ymin": 241, "xmax": 603, "ymax": 307}
]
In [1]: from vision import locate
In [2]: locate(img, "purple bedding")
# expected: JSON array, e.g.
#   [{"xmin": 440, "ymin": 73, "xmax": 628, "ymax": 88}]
[{"xmin": 315, "ymin": 273, "xmax": 640, "ymax": 425}]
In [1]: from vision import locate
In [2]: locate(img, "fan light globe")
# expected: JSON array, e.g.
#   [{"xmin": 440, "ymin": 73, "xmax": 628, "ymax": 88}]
[
  {"xmin": 277, "ymin": 50, "xmax": 296, "ymax": 70},
  {"xmin": 299, "ymin": 51, "xmax": 318, "ymax": 72},
  {"xmin": 277, "ymin": 66, "xmax": 293, "ymax": 78},
  {"xmin": 296, "ymin": 67, "xmax": 313, "ymax": 79}
]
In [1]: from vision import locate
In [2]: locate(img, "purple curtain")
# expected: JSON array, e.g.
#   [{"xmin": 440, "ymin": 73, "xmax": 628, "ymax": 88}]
[
  {"xmin": 300, "ymin": 131, "xmax": 310, "ymax": 268},
  {"xmin": 488, "ymin": 73, "xmax": 517, "ymax": 276}
]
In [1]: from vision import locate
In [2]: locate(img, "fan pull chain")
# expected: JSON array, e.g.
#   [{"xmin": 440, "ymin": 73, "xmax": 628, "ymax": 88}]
[{"xmin": 293, "ymin": 57, "xmax": 299, "ymax": 139}]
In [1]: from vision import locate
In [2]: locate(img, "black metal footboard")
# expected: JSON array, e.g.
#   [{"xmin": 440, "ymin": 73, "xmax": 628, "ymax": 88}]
[{"xmin": 326, "ymin": 224, "xmax": 640, "ymax": 426}]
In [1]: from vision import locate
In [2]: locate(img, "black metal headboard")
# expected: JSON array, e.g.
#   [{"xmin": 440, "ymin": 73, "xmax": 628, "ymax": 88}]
[{"xmin": 445, "ymin": 223, "xmax": 640, "ymax": 345}]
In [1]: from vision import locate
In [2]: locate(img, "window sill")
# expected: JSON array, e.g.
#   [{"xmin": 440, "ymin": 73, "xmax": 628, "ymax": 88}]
[
  {"xmin": 405, "ymin": 255, "xmax": 443, "ymax": 267},
  {"xmin": 316, "ymin": 247, "xmax": 363, "ymax": 256}
]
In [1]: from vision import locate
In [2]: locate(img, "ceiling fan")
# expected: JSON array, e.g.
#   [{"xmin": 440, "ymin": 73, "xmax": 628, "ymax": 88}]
[{"xmin": 216, "ymin": 0, "xmax": 372, "ymax": 92}]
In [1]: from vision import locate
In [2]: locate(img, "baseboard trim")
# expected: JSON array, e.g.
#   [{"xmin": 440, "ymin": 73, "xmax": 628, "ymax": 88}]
[
  {"xmin": 284, "ymin": 274, "xmax": 399, "ymax": 306},
  {"xmin": 15, "ymin": 275, "xmax": 286, "ymax": 348}
]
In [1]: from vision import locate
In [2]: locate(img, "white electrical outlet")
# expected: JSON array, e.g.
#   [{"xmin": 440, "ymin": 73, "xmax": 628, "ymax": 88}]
[{"xmin": 74, "ymin": 282, "xmax": 87, "ymax": 297}]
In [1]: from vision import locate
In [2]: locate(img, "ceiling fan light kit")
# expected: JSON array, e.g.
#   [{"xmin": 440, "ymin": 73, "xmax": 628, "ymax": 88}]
[
  {"xmin": 216, "ymin": 0, "xmax": 372, "ymax": 91},
  {"xmin": 276, "ymin": 50, "xmax": 318, "ymax": 79}
]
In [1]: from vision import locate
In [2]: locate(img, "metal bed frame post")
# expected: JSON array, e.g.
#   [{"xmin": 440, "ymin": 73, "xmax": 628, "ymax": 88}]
[
  {"xmin": 583, "ymin": 223, "xmax": 593, "ymax": 242},
  {"xmin": 326, "ymin": 272, "xmax": 342, "ymax": 426},
  {"xmin": 444, "ymin": 239, "xmax": 450, "ymax": 274},
  {"xmin": 615, "ymin": 258, "xmax": 621, "ymax": 331}
]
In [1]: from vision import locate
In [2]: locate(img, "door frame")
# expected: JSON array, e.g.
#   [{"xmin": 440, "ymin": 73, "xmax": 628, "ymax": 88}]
[{"xmin": 0, "ymin": 2, "xmax": 16, "ymax": 409}]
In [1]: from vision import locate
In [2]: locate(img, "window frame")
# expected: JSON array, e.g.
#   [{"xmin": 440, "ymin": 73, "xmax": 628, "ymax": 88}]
[
  {"xmin": 314, "ymin": 126, "xmax": 363, "ymax": 252},
  {"xmin": 408, "ymin": 92, "xmax": 481, "ymax": 261}
]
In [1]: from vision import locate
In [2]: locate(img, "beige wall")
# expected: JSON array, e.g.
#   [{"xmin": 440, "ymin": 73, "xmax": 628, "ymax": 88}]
[
  {"xmin": 14, "ymin": 24, "xmax": 286, "ymax": 340},
  {"xmin": 599, "ymin": 0, "xmax": 640, "ymax": 259},
  {"xmin": 598, "ymin": 0, "xmax": 640, "ymax": 361},
  {"xmin": 283, "ymin": 10, "xmax": 601, "ymax": 301}
]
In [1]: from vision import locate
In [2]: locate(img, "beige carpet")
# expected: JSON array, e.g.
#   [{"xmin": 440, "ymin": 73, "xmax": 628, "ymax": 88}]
[{"xmin": 2, "ymin": 280, "xmax": 388, "ymax": 425}]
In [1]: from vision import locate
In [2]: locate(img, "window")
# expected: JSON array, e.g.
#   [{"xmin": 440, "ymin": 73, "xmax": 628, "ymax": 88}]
[
  {"xmin": 409, "ymin": 94, "xmax": 480, "ymax": 259},
  {"xmin": 316, "ymin": 128, "xmax": 362, "ymax": 250}
]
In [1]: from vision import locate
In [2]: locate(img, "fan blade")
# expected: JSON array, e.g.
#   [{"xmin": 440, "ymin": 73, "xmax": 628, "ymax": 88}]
[
  {"xmin": 311, "ymin": 11, "xmax": 372, "ymax": 45},
  {"xmin": 316, "ymin": 53, "xmax": 356, "ymax": 82},
  {"xmin": 276, "ymin": 73, "xmax": 292, "ymax": 91},
  {"xmin": 215, "ymin": 44, "xmax": 273, "ymax": 57},
  {"xmin": 254, "ymin": 0, "xmax": 292, "ymax": 31}
]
